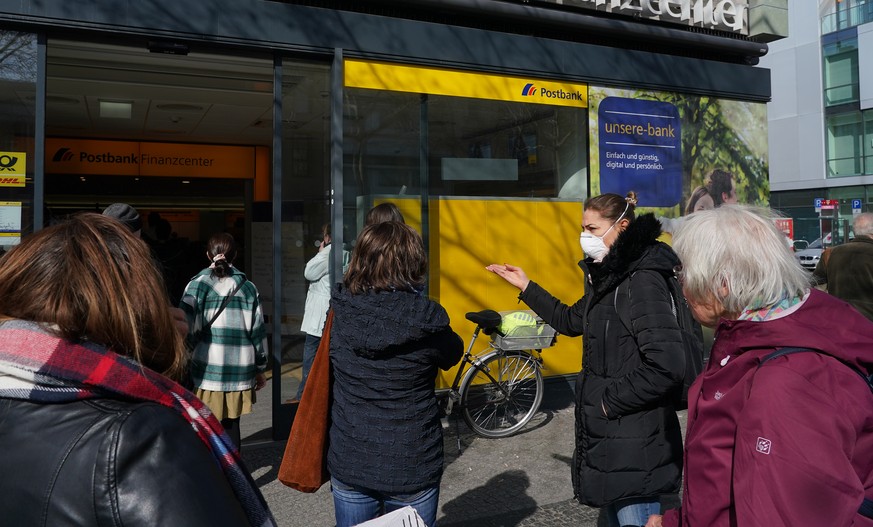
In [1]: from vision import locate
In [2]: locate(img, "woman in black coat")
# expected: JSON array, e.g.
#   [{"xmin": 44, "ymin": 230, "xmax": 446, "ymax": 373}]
[{"xmin": 487, "ymin": 192, "xmax": 685, "ymax": 527}]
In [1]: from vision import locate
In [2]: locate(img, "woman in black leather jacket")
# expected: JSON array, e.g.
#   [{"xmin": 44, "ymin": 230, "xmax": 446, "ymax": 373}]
[
  {"xmin": 487, "ymin": 192, "xmax": 684, "ymax": 527},
  {"xmin": 0, "ymin": 214, "xmax": 275, "ymax": 527}
]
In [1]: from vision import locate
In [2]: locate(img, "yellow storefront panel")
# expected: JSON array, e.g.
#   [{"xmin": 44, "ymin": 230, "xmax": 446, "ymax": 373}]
[
  {"xmin": 431, "ymin": 198, "xmax": 585, "ymax": 387},
  {"xmin": 367, "ymin": 197, "xmax": 584, "ymax": 387},
  {"xmin": 345, "ymin": 59, "xmax": 587, "ymax": 108}
]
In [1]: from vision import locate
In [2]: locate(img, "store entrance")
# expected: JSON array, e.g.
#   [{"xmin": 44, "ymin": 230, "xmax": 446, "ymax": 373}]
[
  {"xmin": 44, "ymin": 39, "xmax": 274, "ymax": 303},
  {"xmin": 44, "ymin": 39, "xmax": 336, "ymax": 442},
  {"xmin": 43, "ymin": 39, "xmax": 276, "ymax": 433}
]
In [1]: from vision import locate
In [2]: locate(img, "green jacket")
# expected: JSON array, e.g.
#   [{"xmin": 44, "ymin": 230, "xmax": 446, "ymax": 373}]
[
  {"xmin": 813, "ymin": 236, "xmax": 873, "ymax": 322},
  {"xmin": 180, "ymin": 267, "xmax": 268, "ymax": 391}
]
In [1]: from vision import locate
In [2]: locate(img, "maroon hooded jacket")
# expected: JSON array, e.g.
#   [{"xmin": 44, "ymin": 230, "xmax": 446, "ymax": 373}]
[{"xmin": 663, "ymin": 289, "xmax": 873, "ymax": 527}]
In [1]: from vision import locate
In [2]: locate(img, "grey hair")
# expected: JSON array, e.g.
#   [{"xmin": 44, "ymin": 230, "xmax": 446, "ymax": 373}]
[
  {"xmin": 854, "ymin": 212, "xmax": 873, "ymax": 237},
  {"xmin": 673, "ymin": 205, "xmax": 811, "ymax": 315}
]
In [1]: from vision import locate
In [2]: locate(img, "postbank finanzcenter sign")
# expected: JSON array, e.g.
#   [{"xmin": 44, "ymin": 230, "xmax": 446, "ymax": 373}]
[{"xmin": 344, "ymin": 60, "xmax": 588, "ymax": 109}]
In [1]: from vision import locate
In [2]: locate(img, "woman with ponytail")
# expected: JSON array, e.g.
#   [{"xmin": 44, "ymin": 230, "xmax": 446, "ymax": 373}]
[
  {"xmin": 180, "ymin": 232, "xmax": 268, "ymax": 450},
  {"xmin": 487, "ymin": 192, "xmax": 685, "ymax": 527}
]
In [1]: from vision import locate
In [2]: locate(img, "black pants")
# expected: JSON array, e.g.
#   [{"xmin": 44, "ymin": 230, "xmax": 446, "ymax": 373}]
[{"xmin": 220, "ymin": 417, "xmax": 241, "ymax": 451}]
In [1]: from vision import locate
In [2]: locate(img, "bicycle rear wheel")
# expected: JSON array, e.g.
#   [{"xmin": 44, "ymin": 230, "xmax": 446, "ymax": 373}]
[{"xmin": 459, "ymin": 350, "xmax": 544, "ymax": 438}]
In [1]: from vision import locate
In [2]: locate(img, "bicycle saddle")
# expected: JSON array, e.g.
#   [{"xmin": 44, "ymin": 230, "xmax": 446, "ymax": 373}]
[{"xmin": 465, "ymin": 310, "xmax": 502, "ymax": 333}]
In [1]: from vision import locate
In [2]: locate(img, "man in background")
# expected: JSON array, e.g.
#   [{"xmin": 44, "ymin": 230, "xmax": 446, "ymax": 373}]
[
  {"xmin": 102, "ymin": 202, "xmax": 142, "ymax": 236},
  {"xmin": 103, "ymin": 203, "xmax": 189, "ymax": 337},
  {"xmin": 813, "ymin": 212, "xmax": 873, "ymax": 321}
]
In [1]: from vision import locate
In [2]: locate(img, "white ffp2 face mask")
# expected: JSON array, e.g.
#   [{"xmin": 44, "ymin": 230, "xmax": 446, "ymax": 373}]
[
  {"xmin": 579, "ymin": 203, "xmax": 629, "ymax": 261},
  {"xmin": 579, "ymin": 231, "xmax": 609, "ymax": 261}
]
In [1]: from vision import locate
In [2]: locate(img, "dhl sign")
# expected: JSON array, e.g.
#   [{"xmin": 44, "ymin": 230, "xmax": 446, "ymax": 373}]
[{"xmin": 0, "ymin": 176, "xmax": 25, "ymax": 187}]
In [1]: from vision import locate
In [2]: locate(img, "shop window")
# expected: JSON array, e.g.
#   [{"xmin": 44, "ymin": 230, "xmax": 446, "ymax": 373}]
[
  {"xmin": 343, "ymin": 89, "xmax": 422, "ymax": 201},
  {"xmin": 865, "ymin": 110, "xmax": 873, "ymax": 174},
  {"xmin": 428, "ymin": 96, "xmax": 586, "ymax": 199},
  {"xmin": 823, "ymin": 38, "xmax": 859, "ymax": 107},
  {"xmin": 0, "ymin": 30, "xmax": 37, "ymax": 250},
  {"xmin": 771, "ymin": 189, "xmax": 821, "ymax": 209},
  {"xmin": 342, "ymin": 89, "xmax": 587, "ymax": 219},
  {"xmin": 276, "ymin": 60, "xmax": 332, "ymax": 332},
  {"xmin": 342, "ymin": 63, "xmax": 591, "ymax": 386},
  {"xmin": 822, "ymin": 1, "xmax": 873, "ymax": 33},
  {"xmin": 826, "ymin": 112, "xmax": 863, "ymax": 177}
]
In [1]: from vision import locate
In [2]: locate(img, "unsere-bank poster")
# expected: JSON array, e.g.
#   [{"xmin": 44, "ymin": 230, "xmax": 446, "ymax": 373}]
[{"xmin": 588, "ymin": 86, "xmax": 769, "ymax": 218}]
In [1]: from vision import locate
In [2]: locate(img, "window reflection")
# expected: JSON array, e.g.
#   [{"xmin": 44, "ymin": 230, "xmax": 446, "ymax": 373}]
[{"xmin": 342, "ymin": 88, "xmax": 588, "ymax": 244}]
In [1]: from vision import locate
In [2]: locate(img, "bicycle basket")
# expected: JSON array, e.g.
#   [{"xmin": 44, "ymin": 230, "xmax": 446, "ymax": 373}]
[{"xmin": 491, "ymin": 310, "xmax": 557, "ymax": 350}]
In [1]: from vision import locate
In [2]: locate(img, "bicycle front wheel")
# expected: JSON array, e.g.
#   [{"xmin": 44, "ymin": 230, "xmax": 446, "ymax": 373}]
[{"xmin": 459, "ymin": 350, "xmax": 544, "ymax": 438}]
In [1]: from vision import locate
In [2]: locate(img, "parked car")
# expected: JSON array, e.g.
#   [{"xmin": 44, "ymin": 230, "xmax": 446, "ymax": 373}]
[{"xmin": 794, "ymin": 234, "xmax": 831, "ymax": 271}]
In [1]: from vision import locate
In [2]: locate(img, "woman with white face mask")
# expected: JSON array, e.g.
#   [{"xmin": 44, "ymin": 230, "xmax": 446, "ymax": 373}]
[{"xmin": 487, "ymin": 191, "xmax": 685, "ymax": 527}]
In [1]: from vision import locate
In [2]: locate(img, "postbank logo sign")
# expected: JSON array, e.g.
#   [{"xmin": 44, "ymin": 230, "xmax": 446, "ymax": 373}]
[
  {"xmin": 0, "ymin": 152, "xmax": 26, "ymax": 187},
  {"xmin": 52, "ymin": 148, "xmax": 74, "ymax": 162},
  {"xmin": 45, "ymin": 139, "xmax": 256, "ymax": 179},
  {"xmin": 345, "ymin": 60, "xmax": 587, "ymax": 109}
]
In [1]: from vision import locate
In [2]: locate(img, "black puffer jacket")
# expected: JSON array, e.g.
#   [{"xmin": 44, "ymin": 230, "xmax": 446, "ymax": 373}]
[
  {"xmin": 0, "ymin": 398, "xmax": 251, "ymax": 526},
  {"xmin": 327, "ymin": 286, "xmax": 464, "ymax": 493},
  {"xmin": 520, "ymin": 213, "xmax": 684, "ymax": 507}
]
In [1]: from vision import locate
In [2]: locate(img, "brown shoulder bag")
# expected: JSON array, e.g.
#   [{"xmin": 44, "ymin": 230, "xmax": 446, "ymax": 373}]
[{"xmin": 278, "ymin": 310, "xmax": 334, "ymax": 492}]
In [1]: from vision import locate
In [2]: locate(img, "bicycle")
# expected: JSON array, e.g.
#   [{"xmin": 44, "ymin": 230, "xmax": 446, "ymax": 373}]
[{"xmin": 441, "ymin": 309, "xmax": 558, "ymax": 439}]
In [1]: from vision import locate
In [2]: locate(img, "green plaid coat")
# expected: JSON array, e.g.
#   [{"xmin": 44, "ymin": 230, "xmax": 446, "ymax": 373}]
[{"xmin": 180, "ymin": 267, "xmax": 268, "ymax": 391}]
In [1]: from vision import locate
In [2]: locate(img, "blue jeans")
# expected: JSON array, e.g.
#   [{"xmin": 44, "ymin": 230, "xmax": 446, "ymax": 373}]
[
  {"xmin": 295, "ymin": 333, "xmax": 321, "ymax": 399},
  {"xmin": 331, "ymin": 476, "xmax": 440, "ymax": 527},
  {"xmin": 603, "ymin": 498, "xmax": 660, "ymax": 527}
]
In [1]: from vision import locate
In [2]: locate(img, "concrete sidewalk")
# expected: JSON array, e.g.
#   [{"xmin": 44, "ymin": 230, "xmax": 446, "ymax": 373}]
[{"xmin": 240, "ymin": 377, "xmax": 615, "ymax": 526}]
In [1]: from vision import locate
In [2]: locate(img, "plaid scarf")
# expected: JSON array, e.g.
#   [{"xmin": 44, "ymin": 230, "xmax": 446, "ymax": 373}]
[{"xmin": 0, "ymin": 319, "xmax": 276, "ymax": 527}]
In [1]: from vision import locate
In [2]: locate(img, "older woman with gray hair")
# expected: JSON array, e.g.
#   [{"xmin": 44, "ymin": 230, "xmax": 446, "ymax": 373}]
[{"xmin": 646, "ymin": 205, "xmax": 873, "ymax": 527}]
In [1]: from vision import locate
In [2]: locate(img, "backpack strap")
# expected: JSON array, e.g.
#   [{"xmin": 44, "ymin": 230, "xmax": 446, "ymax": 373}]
[
  {"xmin": 203, "ymin": 277, "xmax": 247, "ymax": 331},
  {"xmin": 614, "ymin": 278, "xmax": 633, "ymax": 336},
  {"xmin": 614, "ymin": 271, "xmax": 677, "ymax": 338},
  {"xmin": 758, "ymin": 346, "xmax": 873, "ymax": 519},
  {"xmin": 758, "ymin": 347, "xmax": 873, "ymax": 394}
]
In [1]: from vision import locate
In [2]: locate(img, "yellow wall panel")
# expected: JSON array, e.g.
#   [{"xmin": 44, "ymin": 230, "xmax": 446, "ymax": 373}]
[
  {"xmin": 365, "ymin": 196, "xmax": 586, "ymax": 388},
  {"xmin": 432, "ymin": 198, "xmax": 585, "ymax": 388}
]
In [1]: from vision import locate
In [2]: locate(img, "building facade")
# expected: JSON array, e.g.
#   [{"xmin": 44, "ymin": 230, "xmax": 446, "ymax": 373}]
[
  {"xmin": 0, "ymin": 0, "xmax": 785, "ymax": 437},
  {"xmin": 764, "ymin": 0, "xmax": 873, "ymax": 244}
]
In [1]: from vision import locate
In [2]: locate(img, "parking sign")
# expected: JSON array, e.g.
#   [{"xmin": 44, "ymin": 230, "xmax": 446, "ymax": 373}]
[
  {"xmin": 814, "ymin": 197, "xmax": 823, "ymax": 212},
  {"xmin": 852, "ymin": 199, "xmax": 863, "ymax": 215}
]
